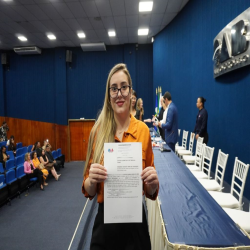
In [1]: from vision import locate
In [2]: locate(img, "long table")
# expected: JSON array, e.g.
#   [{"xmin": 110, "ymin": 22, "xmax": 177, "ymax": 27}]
[{"xmin": 146, "ymin": 144, "xmax": 250, "ymax": 250}]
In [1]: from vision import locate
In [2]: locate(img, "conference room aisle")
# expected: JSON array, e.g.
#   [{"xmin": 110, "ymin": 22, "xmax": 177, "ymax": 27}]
[{"xmin": 0, "ymin": 162, "xmax": 88, "ymax": 250}]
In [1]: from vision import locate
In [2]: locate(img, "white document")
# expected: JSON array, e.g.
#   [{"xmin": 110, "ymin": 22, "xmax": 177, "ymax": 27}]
[{"xmin": 104, "ymin": 142, "xmax": 142, "ymax": 224}]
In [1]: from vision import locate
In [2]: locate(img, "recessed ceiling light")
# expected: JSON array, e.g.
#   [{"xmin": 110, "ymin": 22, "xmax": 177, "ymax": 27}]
[
  {"xmin": 18, "ymin": 36, "xmax": 27, "ymax": 41},
  {"xmin": 139, "ymin": 1, "xmax": 153, "ymax": 12},
  {"xmin": 108, "ymin": 31, "xmax": 116, "ymax": 37},
  {"xmin": 77, "ymin": 32, "xmax": 85, "ymax": 38},
  {"xmin": 138, "ymin": 29, "xmax": 149, "ymax": 36},
  {"xmin": 47, "ymin": 34, "xmax": 56, "ymax": 40}
]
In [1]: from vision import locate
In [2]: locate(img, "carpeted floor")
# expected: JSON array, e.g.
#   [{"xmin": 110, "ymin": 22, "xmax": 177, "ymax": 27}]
[{"xmin": 0, "ymin": 162, "xmax": 87, "ymax": 250}]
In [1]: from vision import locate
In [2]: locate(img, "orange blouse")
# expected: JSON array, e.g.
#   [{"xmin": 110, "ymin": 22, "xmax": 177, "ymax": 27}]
[
  {"xmin": 82, "ymin": 115, "xmax": 159, "ymax": 203},
  {"xmin": 32, "ymin": 158, "xmax": 40, "ymax": 168}
]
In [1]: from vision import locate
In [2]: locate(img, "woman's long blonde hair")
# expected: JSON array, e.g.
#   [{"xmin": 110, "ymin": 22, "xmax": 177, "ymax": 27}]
[
  {"xmin": 136, "ymin": 98, "xmax": 144, "ymax": 115},
  {"xmin": 84, "ymin": 64, "xmax": 133, "ymax": 175}
]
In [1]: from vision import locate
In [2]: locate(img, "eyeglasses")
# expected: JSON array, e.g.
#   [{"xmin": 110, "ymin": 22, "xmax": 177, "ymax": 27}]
[{"xmin": 109, "ymin": 85, "xmax": 131, "ymax": 99}]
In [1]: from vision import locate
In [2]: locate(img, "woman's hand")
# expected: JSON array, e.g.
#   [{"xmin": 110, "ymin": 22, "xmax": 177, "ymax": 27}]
[
  {"xmin": 141, "ymin": 167, "xmax": 159, "ymax": 194},
  {"xmin": 89, "ymin": 164, "xmax": 107, "ymax": 186}
]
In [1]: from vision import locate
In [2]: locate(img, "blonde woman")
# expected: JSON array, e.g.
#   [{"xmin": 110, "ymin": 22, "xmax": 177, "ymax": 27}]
[
  {"xmin": 24, "ymin": 153, "xmax": 44, "ymax": 191},
  {"xmin": 82, "ymin": 63, "xmax": 159, "ymax": 250},
  {"xmin": 135, "ymin": 98, "xmax": 144, "ymax": 121},
  {"xmin": 32, "ymin": 152, "xmax": 49, "ymax": 186},
  {"xmin": 131, "ymin": 90, "xmax": 137, "ymax": 116}
]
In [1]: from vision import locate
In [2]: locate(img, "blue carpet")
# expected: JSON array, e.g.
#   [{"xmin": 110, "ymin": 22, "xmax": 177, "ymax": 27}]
[{"xmin": 0, "ymin": 162, "xmax": 87, "ymax": 250}]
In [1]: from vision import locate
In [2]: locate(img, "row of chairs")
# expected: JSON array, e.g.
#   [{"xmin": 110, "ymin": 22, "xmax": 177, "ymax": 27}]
[
  {"xmin": 0, "ymin": 141, "xmax": 23, "ymax": 149},
  {"xmin": 0, "ymin": 148, "xmax": 64, "ymax": 206},
  {"xmin": 175, "ymin": 130, "xmax": 250, "ymax": 234}
]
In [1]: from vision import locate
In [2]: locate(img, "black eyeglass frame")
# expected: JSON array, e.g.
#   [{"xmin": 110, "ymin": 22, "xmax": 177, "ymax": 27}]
[{"xmin": 109, "ymin": 85, "xmax": 131, "ymax": 99}]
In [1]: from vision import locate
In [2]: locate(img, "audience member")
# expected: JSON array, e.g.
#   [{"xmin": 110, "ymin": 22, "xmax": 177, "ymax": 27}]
[
  {"xmin": 193, "ymin": 97, "xmax": 208, "ymax": 144},
  {"xmin": 156, "ymin": 97, "xmax": 167, "ymax": 139},
  {"xmin": 0, "ymin": 121, "xmax": 9, "ymax": 141},
  {"xmin": 32, "ymin": 152, "xmax": 49, "ymax": 186},
  {"xmin": 31, "ymin": 141, "xmax": 42, "ymax": 157},
  {"xmin": 45, "ymin": 145, "xmax": 61, "ymax": 172},
  {"xmin": 155, "ymin": 92, "xmax": 178, "ymax": 151},
  {"xmin": 135, "ymin": 98, "xmax": 144, "ymax": 121},
  {"xmin": 6, "ymin": 135, "xmax": 14, "ymax": 146},
  {"xmin": 42, "ymin": 140, "xmax": 52, "ymax": 151},
  {"xmin": 0, "ymin": 146, "xmax": 10, "ymax": 168},
  {"xmin": 24, "ymin": 153, "xmax": 44, "ymax": 191},
  {"xmin": 40, "ymin": 149, "xmax": 61, "ymax": 181},
  {"xmin": 131, "ymin": 90, "xmax": 137, "ymax": 117},
  {"xmin": 7, "ymin": 137, "xmax": 16, "ymax": 156}
]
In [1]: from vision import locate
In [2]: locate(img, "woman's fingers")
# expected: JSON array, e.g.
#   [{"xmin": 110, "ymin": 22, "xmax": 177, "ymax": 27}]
[{"xmin": 89, "ymin": 164, "xmax": 107, "ymax": 184}]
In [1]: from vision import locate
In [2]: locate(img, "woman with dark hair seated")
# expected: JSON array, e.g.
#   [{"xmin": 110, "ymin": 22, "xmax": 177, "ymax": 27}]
[
  {"xmin": 32, "ymin": 152, "xmax": 49, "ymax": 186},
  {"xmin": 131, "ymin": 90, "xmax": 137, "ymax": 117},
  {"xmin": 24, "ymin": 153, "xmax": 44, "ymax": 191},
  {"xmin": 40, "ymin": 149, "xmax": 60, "ymax": 181},
  {"xmin": 7, "ymin": 137, "xmax": 16, "ymax": 156},
  {"xmin": 135, "ymin": 98, "xmax": 144, "ymax": 121},
  {"xmin": 0, "ymin": 146, "xmax": 10, "ymax": 169}
]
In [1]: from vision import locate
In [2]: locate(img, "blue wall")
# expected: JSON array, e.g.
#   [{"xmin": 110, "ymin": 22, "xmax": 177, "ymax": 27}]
[
  {"xmin": 153, "ymin": 0, "xmax": 250, "ymax": 199},
  {"xmin": 0, "ymin": 44, "xmax": 153, "ymax": 125}
]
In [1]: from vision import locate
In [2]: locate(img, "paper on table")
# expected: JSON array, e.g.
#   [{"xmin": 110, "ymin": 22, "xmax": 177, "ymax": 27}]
[{"xmin": 104, "ymin": 142, "xmax": 142, "ymax": 224}]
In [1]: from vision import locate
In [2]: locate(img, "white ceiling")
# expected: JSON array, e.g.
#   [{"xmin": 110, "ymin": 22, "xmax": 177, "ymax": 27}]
[{"xmin": 0, "ymin": 0, "xmax": 189, "ymax": 49}]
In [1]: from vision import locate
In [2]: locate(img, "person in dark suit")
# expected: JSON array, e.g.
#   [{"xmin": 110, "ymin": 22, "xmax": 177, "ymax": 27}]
[
  {"xmin": 156, "ymin": 92, "xmax": 178, "ymax": 151},
  {"xmin": 193, "ymin": 97, "xmax": 208, "ymax": 144}
]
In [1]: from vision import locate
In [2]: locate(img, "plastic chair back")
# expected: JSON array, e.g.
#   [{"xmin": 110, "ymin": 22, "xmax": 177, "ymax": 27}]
[
  {"xmin": 16, "ymin": 165, "xmax": 26, "ymax": 179},
  {"xmin": 214, "ymin": 149, "xmax": 229, "ymax": 188},
  {"xmin": 6, "ymin": 151, "xmax": 14, "ymax": 160},
  {"xmin": 27, "ymin": 145, "xmax": 33, "ymax": 152},
  {"xmin": 16, "ymin": 142, "xmax": 23, "ymax": 149},
  {"xmin": 188, "ymin": 133, "xmax": 195, "ymax": 153},
  {"xmin": 16, "ymin": 155, "xmax": 24, "ymax": 168},
  {"xmin": 57, "ymin": 148, "xmax": 62, "ymax": 157},
  {"xmin": 0, "ymin": 141, "xmax": 7, "ymax": 147},
  {"xmin": 16, "ymin": 148, "xmax": 23, "ymax": 157},
  {"xmin": 201, "ymin": 145, "xmax": 215, "ymax": 178},
  {"xmin": 231, "ymin": 157, "xmax": 249, "ymax": 207},
  {"xmin": 6, "ymin": 169, "xmax": 17, "ymax": 184},
  {"xmin": 182, "ymin": 130, "xmax": 189, "ymax": 150},
  {"xmin": 5, "ymin": 159, "xmax": 15, "ymax": 171},
  {"xmin": 21, "ymin": 147, "xmax": 28, "ymax": 155},
  {"xmin": 194, "ymin": 142, "xmax": 204, "ymax": 170},
  {"xmin": 52, "ymin": 150, "xmax": 57, "ymax": 159},
  {"xmin": 0, "ymin": 174, "xmax": 6, "ymax": 189},
  {"xmin": 0, "ymin": 163, "xmax": 5, "ymax": 174}
]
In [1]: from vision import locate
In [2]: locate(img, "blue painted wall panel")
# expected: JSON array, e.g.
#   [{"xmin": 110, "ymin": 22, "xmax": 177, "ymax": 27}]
[{"xmin": 153, "ymin": 0, "xmax": 250, "ymax": 199}]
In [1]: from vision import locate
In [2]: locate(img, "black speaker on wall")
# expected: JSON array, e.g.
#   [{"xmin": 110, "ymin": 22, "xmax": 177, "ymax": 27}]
[
  {"xmin": 1, "ymin": 53, "xmax": 9, "ymax": 65},
  {"xmin": 66, "ymin": 50, "xmax": 72, "ymax": 63}
]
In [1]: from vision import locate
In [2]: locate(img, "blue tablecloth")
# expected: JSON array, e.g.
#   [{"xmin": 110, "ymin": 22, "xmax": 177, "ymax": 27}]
[{"xmin": 153, "ymin": 146, "xmax": 250, "ymax": 247}]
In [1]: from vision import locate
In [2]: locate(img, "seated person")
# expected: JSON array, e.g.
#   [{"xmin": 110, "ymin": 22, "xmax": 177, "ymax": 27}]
[
  {"xmin": 7, "ymin": 137, "xmax": 16, "ymax": 156},
  {"xmin": 42, "ymin": 140, "xmax": 52, "ymax": 151},
  {"xmin": 31, "ymin": 141, "xmax": 42, "ymax": 157},
  {"xmin": 0, "ymin": 146, "xmax": 10, "ymax": 168},
  {"xmin": 32, "ymin": 152, "xmax": 49, "ymax": 186},
  {"xmin": 135, "ymin": 98, "xmax": 144, "ymax": 121},
  {"xmin": 6, "ymin": 135, "xmax": 14, "ymax": 147},
  {"xmin": 24, "ymin": 153, "xmax": 44, "ymax": 191},
  {"xmin": 45, "ymin": 145, "xmax": 61, "ymax": 172},
  {"xmin": 40, "ymin": 149, "xmax": 61, "ymax": 181}
]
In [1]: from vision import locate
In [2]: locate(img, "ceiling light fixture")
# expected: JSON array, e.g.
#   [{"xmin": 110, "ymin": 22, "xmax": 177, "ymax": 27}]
[
  {"xmin": 47, "ymin": 34, "xmax": 56, "ymax": 40},
  {"xmin": 151, "ymin": 37, "xmax": 154, "ymax": 43},
  {"xmin": 77, "ymin": 32, "xmax": 86, "ymax": 38},
  {"xmin": 138, "ymin": 28, "xmax": 149, "ymax": 36},
  {"xmin": 108, "ymin": 31, "xmax": 116, "ymax": 37},
  {"xmin": 18, "ymin": 36, "xmax": 27, "ymax": 41},
  {"xmin": 139, "ymin": 1, "xmax": 153, "ymax": 12}
]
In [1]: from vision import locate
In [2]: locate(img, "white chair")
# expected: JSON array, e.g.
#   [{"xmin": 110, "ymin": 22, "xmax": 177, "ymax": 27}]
[
  {"xmin": 175, "ymin": 129, "xmax": 181, "ymax": 147},
  {"xmin": 198, "ymin": 150, "xmax": 229, "ymax": 191},
  {"xmin": 183, "ymin": 136, "xmax": 204, "ymax": 164},
  {"xmin": 175, "ymin": 130, "xmax": 188, "ymax": 153},
  {"xmin": 178, "ymin": 132, "xmax": 194, "ymax": 159},
  {"xmin": 223, "ymin": 208, "xmax": 250, "ymax": 233},
  {"xmin": 186, "ymin": 142, "xmax": 204, "ymax": 172},
  {"xmin": 192, "ymin": 145, "xmax": 215, "ymax": 179},
  {"xmin": 209, "ymin": 157, "xmax": 249, "ymax": 209}
]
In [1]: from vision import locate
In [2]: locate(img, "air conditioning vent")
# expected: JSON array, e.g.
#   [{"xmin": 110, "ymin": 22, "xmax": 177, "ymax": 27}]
[
  {"xmin": 14, "ymin": 46, "xmax": 42, "ymax": 55},
  {"xmin": 80, "ymin": 42, "xmax": 106, "ymax": 52}
]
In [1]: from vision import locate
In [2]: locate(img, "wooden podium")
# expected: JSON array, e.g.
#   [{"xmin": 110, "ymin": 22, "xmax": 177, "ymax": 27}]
[{"xmin": 68, "ymin": 119, "xmax": 95, "ymax": 161}]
